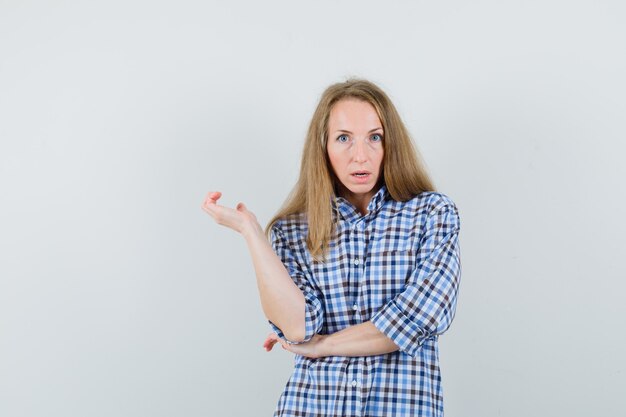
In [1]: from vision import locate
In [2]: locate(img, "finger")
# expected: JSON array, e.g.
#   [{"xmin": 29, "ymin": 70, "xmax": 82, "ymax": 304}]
[
  {"xmin": 202, "ymin": 192, "xmax": 222, "ymax": 208},
  {"xmin": 207, "ymin": 191, "xmax": 222, "ymax": 201},
  {"xmin": 202, "ymin": 200, "xmax": 219, "ymax": 216},
  {"xmin": 202, "ymin": 195, "xmax": 229, "ymax": 218},
  {"xmin": 266, "ymin": 338, "xmax": 281, "ymax": 352},
  {"xmin": 263, "ymin": 333, "xmax": 280, "ymax": 348}
]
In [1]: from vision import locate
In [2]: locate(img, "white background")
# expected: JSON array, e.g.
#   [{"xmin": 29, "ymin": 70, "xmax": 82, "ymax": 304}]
[{"xmin": 1, "ymin": 1, "xmax": 625, "ymax": 416}]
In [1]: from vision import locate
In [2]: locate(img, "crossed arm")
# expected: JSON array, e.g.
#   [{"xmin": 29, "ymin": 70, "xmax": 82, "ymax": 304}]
[
  {"xmin": 201, "ymin": 191, "xmax": 396, "ymax": 357},
  {"xmin": 263, "ymin": 320, "xmax": 399, "ymax": 358}
]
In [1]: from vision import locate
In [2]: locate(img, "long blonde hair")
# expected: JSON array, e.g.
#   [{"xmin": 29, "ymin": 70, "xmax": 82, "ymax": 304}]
[{"xmin": 266, "ymin": 78, "xmax": 435, "ymax": 260}]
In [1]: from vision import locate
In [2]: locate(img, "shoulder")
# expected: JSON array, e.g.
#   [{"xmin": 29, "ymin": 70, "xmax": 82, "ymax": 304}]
[
  {"xmin": 391, "ymin": 191, "xmax": 458, "ymax": 216},
  {"xmin": 270, "ymin": 212, "xmax": 308, "ymax": 242},
  {"xmin": 385, "ymin": 191, "xmax": 460, "ymax": 232},
  {"xmin": 416, "ymin": 191, "xmax": 458, "ymax": 214}
]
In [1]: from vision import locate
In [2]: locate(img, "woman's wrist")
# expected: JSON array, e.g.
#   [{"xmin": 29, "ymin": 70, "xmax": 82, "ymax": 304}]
[{"xmin": 240, "ymin": 219, "xmax": 264, "ymax": 240}]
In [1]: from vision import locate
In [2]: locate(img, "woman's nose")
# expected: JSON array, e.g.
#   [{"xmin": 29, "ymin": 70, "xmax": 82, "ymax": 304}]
[{"xmin": 352, "ymin": 138, "xmax": 368, "ymax": 162}]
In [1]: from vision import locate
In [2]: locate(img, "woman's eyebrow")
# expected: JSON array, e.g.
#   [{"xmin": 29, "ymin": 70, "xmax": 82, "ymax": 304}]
[{"xmin": 334, "ymin": 127, "xmax": 384, "ymax": 134}]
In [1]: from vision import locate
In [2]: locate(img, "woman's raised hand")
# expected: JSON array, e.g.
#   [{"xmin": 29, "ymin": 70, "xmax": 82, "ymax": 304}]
[{"xmin": 201, "ymin": 191, "xmax": 262, "ymax": 237}]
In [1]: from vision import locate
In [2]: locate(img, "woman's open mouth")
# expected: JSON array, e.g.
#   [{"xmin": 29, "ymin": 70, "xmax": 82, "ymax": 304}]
[{"xmin": 351, "ymin": 171, "xmax": 371, "ymax": 182}]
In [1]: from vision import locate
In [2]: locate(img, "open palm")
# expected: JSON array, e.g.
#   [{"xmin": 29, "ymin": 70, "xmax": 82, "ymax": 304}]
[{"xmin": 201, "ymin": 191, "xmax": 259, "ymax": 235}]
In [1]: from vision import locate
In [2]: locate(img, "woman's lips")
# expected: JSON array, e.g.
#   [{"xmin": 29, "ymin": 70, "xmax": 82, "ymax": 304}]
[{"xmin": 351, "ymin": 172, "xmax": 371, "ymax": 183}]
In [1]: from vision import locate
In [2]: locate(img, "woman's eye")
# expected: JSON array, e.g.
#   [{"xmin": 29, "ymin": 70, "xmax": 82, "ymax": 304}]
[
  {"xmin": 371, "ymin": 134, "xmax": 383, "ymax": 142},
  {"xmin": 337, "ymin": 134, "xmax": 349, "ymax": 143}
]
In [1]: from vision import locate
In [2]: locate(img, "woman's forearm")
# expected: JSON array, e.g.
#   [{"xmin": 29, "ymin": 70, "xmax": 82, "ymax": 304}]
[
  {"xmin": 243, "ymin": 223, "xmax": 307, "ymax": 342},
  {"xmin": 322, "ymin": 321, "xmax": 399, "ymax": 357}
]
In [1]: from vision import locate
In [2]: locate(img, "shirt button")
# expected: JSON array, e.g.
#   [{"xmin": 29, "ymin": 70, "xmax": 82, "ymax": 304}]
[
  {"xmin": 352, "ymin": 304, "xmax": 358, "ymax": 311},
  {"xmin": 351, "ymin": 380, "xmax": 358, "ymax": 387},
  {"xmin": 354, "ymin": 258, "xmax": 360, "ymax": 266}
]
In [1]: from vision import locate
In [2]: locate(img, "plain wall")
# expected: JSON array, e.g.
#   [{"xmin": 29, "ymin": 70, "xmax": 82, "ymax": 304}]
[{"xmin": 1, "ymin": 1, "xmax": 625, "ymax": 416}]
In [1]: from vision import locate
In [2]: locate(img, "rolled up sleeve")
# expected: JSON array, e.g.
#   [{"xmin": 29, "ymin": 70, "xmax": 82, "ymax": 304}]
[
  {"xmin": 268, "ymin": 224, "xmax": 324, "ymax": 344},
  {"xmin": 370, "ymin": 199, "xmax": 461, "ymax": 357}
]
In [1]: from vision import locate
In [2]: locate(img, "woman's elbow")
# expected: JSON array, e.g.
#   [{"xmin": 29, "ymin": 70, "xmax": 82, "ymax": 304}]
[
  {"xmin": 282, "ymin": 320, "xmax": 307, "ymax": 343},
  {"xmin": 266, "ymin": 314, "xmax": 307, "ymax": 343},
  {"xmin": 283, "ymin": 330, "xmax": 306, "ymax": 343}
]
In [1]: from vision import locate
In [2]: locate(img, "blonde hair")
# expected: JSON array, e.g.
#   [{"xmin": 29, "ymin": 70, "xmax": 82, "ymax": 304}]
[{"xmin": 265, "ymin": 78, "xmax": 435, "ymax": 260}]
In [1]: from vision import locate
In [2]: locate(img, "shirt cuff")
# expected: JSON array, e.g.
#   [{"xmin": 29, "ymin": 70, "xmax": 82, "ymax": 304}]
[{"xmin": 370, "ymin": 298, "xmax": 427, "ymax": 358}]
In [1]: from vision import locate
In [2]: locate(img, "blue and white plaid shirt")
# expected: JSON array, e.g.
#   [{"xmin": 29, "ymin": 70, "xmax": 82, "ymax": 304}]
[{"xmin": 268, "ymin": 185, "xmax": 461, "ymax": 416}]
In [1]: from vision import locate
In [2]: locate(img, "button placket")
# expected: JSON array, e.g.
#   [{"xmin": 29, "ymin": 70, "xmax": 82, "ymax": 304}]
[
  {"xmin": 352, "ymin": 219, "xmax": 368, "ymax": 323},
  {"xmin": 354, "ymin": 358, "xmax": 365, "ymax": 416}
]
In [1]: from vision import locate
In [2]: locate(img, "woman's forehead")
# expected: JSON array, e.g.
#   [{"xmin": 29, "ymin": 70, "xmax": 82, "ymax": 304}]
[{"xmin": 328, "ymin": 99, "xmax": 382, "ymax": 132}]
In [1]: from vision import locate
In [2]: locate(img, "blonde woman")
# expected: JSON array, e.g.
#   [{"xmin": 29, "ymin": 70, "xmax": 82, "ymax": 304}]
[{"xmin": 201, "ymin": 79, "xmax": 461, "ymax": 416}]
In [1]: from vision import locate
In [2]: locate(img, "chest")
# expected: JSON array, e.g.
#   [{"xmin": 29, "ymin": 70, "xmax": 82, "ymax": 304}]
[{"xmin": 307, "ymin": 212, "xmax": 426, "ymax": 308}]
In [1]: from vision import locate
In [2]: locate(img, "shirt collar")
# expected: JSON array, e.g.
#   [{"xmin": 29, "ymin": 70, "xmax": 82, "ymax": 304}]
[{"xmin": 332, "ymin": 184, "xmax": 389, "ymax": 222}]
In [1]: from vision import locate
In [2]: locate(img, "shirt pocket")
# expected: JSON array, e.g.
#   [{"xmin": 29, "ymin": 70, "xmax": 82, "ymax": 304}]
[{"xmin": 366, "ymin": 248, "xmax": 417, "ymax": 308}]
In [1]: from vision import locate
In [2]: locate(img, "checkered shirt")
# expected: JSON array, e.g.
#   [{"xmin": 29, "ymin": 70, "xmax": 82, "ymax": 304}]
[{"xmin": 268, "ymin": 185, "xmax": 461, "ymax": 416}]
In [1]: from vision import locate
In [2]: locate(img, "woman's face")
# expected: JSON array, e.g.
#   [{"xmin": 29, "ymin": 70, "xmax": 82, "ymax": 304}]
[{"xmin": 327, "ymin": 99, "xmax": 384, "ymax": 209}]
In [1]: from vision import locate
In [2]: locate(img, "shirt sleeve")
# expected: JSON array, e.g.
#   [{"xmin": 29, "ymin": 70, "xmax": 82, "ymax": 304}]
[
  {"xmin": 267, "ymin": 223, "xmax": 325, "ymax": 345},
  {"xmin": 370, "ymin": 197, "xmax": 461, "ymax": 358}
]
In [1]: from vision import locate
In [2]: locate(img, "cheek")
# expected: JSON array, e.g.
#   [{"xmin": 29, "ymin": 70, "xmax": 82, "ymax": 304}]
[
  {"xmin": 326, "ymin": 151, "xmax": 341, "ymax": 176},
  {"xmin": 375, "ymin": 151, "xmax": 384, "ymax": 171},
  {"xmin": 327, "ymin": 150, "xmax": 345, "ymax": 172}
]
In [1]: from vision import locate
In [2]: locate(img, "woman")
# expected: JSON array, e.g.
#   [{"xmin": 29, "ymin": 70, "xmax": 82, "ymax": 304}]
[{"xmin": 201, "ymin": 79, "xmax": 461, "ymax": 416}]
